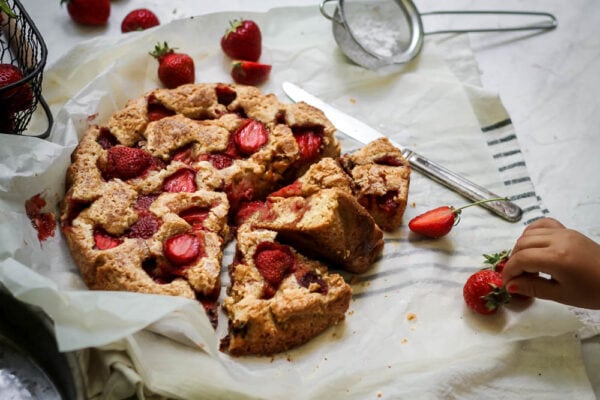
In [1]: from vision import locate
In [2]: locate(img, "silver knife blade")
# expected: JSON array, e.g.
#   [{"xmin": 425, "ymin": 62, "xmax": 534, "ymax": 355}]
[{"xmin": 282, "ymin": 81, "xmax": 522, "ymax": 222}]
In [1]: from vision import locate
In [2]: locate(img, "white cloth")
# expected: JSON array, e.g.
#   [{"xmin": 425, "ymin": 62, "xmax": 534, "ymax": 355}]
[{"xmin": 0, "ymin": 6, "xmax": 596, "ymax": 399}]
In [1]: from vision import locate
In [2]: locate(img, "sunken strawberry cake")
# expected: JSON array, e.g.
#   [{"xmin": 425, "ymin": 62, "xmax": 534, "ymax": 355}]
[
  {"xmin": 61, "ymin": 83, "xmax": 339, "ymax": 319},
  {"xmin": 60, "ymin": 83, "xmax": 410, "ymax": 356},
  {"xmin": 221, "ymin": 224, "xmax": 352, "ymax": 356}
]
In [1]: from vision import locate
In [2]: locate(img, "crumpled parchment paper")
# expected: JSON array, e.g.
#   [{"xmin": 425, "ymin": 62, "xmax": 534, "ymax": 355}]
[{"xmin": 0, "ymin": 6, "xmax": 596, "ymax": 400}]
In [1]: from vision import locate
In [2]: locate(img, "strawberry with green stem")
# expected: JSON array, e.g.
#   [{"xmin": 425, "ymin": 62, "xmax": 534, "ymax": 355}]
[
  {"xmin": 483, "ymin": 249, "xmax": 511, "ymax": 273},
  {"xmin": 408, "ymin": 197, "xmax": 509, "ymax": 239},
  {"xmin": 150, "ymin": 42, "xmax": 195, "ymax": 89},
  {"xmin": 463, "ymin": 269, "xmax": 511, "ymax": 315}
]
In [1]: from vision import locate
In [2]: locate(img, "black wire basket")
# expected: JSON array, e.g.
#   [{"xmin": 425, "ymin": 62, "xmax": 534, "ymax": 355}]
[{"xmin": 1, "ymin": 0, "xmax": 52, "ymax": 138}]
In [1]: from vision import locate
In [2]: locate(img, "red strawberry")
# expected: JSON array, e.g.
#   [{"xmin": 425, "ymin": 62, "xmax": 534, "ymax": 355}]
[
  {"xmin": 293, "ymin": 128, "xmax": 323, "ymax": 162},
  {"xmin": 234, "ymin": 200, "xmax": 270, "ymax": 226},
  {"xmin": 163, "ymin": 169, "xmax": 197, "ymax": 193},
  {"xmin": 463, "ymin": 269, "xmax": 510, "ymax": 315},
  {"xmin": 408, "ymin": 197, "xmax": 509, "ymax": 239},
  {"xmin": 253, "ymin": 242, "xmax": 295, "ymax": 298},
  {"xmin": 294, "ymin": 263, "xmax": 327, "ymax": 294},
  {"xmin": 147, "ymin": 95, "xmax": 175, "ymax": 121},
  {"xmin": 375, "ymin": 191, "xmax": 399, "ymax": 214},
  {"xmin": 121, "ymin": 8, "xmax": 159, "ymax": 33},
  {"xmin": 96, "ymin": 128, "xmax": 117, "ymax": 149},
  {"xmin": 93, "ymin": 229, "xmax": 122, "ymax": 250},
  {"xmin": 268, "ymin": 181, "xmax": 303, "ymax": 198},
  {"xmin": 230, "ymin": 61, "xmax": 271, "ymax": 86},
  {"xmin": 232, "ymin": 119, "xmax": 268, "ymax": 155},
  {"xmin": 150, "ymin": 42, "xmax": 195, "ymax": 89},
  {"xmin": 163, "ymin": 233, "xmax": 203, "ymax": 265},
  {"xmin": 134, "ymin": 194, "xmax": 159, "ymax": 212},
  {"xmin": 374, "ymin": 155, "xmax": 406, "ymax": 167},
  {"xmin": 215, "ymin": 83, "xmax": 237, "ymax": 106},
  {"xmin": 0, "ymin": 64, "xmax": 34, "ymax": 112},
  {"xmin": 61, "ymin": 0, "xmax": 110, "ymax": 26},
  {"xmin": 197, "ymin": 153, "xmax": 234, "ymax": 170},
  {"xmin": 220, "ymin": 19, "xmax": 262, "ymax": 62},
  {"xmin": 105, "ymin": 146, "xmax": 154, "ymax": 180},
  {"xmin": 127, "ymin": 214, "xmax": 161, "ymax": 239},
  {"xmin": 179, "ymin": 207, "xmax": 209, "ymax": 232}
]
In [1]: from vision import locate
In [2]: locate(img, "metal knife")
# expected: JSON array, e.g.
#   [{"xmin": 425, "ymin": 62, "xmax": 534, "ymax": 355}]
[{"xmin": 282, "ymin": 82, "xmax": 522, "ymax": 222}]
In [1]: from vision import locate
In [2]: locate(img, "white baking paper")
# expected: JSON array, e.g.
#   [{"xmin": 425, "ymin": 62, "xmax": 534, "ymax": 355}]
[{"xmin": 0, "ymin": 6, "xmax": 596, "ymax": 400}]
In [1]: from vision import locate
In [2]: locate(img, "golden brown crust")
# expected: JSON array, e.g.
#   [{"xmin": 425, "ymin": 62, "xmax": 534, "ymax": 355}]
[
  {"xmin": 221, "ymin": 226, "xmax": 352, "ymax": 356},
  {"xmin": 60, "ymin": 83, "xmax": 406, "ymax": 357}
]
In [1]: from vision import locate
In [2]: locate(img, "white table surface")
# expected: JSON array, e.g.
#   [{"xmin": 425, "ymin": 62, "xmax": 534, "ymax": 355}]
[{"xmin": 17, "ymin": 0, "xmax": 600, "ymax": 396}]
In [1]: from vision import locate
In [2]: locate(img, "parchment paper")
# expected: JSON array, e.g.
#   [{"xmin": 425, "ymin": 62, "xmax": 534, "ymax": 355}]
[{"xmin": 0, "ymin": 6, "xmax": 595, "ymax": 400}]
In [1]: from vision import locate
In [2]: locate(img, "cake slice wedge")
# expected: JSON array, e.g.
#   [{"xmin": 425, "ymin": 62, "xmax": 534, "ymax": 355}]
[{"xmin": 221, "ymin": 225, "xmax": 352, "ymax": 356}]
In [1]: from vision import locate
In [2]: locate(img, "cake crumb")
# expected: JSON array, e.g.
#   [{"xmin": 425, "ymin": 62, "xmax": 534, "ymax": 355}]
[
  {"xmin": 376, "ymin": 391, "xmax": 383, "ymax": 398},
  {"xmin": 349, "ymin": 97, "xmax": 357, "ymax": 104},
  {"xmin": 410, "ymin": 201, "xmax": 416, "ymax": 208},
  {"xmin": 406, "ymin": 312, "xmax": 417, "ymax": 322},
  {"xmin": 401, "ymin": 338, "xmax": 408, "ymax": 344}
]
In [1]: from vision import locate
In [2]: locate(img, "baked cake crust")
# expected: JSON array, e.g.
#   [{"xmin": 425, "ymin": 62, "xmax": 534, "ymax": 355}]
[
  {"xmin": 221, "ymin": 225, "xmax": 352, "ymax": 356},
  {"xmin": 60, "ymin": 83, "xmax": 410, "ymax": 357}
]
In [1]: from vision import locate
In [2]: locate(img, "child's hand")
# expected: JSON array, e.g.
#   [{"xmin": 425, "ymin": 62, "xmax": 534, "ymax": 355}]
[{"xmin": 502, "ymin": 217, "xmax": 600, "ymax": 309}]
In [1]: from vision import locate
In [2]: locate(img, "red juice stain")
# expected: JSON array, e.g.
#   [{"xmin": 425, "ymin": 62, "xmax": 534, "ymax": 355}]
[{"xmin": 24, "ymin": 193, "xmax": 56, "ymax": 242}]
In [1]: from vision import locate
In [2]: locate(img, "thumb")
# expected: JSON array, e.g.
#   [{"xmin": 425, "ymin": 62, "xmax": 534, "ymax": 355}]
[{"xmin": 505, "ymin": 275, "xmax": 560, "ymax": 301}]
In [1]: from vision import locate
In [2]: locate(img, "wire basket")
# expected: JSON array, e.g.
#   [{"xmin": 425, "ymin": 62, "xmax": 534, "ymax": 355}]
[{"xmin": 1, "ymin": 0, "xmax": 52, "ymax": 138}]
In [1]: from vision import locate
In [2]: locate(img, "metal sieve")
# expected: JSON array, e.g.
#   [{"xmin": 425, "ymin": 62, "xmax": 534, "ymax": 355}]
[{"xmin": 320, "ymin": 0, "xmax": 558, "ymax": 69}]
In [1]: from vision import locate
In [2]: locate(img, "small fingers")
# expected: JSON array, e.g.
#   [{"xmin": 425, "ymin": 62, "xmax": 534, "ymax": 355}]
[
  {"xmin": 502, "ymin": 247, "xmax": 561, "ymax": 283},
  {"xmin": 505, "ymin": 274, "xmax": 560, "ymax": 302},
  {"xmin": 523, "ymin": 217, "xmax": 565, "ymax": 232}
]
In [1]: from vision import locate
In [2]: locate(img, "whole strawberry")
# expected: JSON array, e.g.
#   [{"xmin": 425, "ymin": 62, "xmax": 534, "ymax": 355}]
[
  {"xmin": 463, "ymin": 269, "xmax": 510, "ymax": 315},
  {"xmin": 61, "ymin": 0, "xmax": 110, "ymax": 26},
  {"xmin": 121, "ymin": 8, "xmax": 160, "ymax": 33},
  {"xmin": 230, "ymin": 61, "xmax": 271, "ymax": 86},
  {"xmin": 408, "ymin": 197, "xmax": 508, "ymax": 239},
  {"xmin": 221, "ymin": 19, "xmax": 262, "ymax": 61},
  {"xmin": 0, "ymin": 64, "xmax": 33, "ymax": 112},
  {"xmin": 150, "ymin": 42, "xmax": 195, "ymax": 89}
]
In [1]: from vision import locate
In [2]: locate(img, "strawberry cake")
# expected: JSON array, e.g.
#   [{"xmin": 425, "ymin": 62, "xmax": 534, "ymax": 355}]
[
  {"xmin": 60, "ymin": 83, "xmax": 410, "ymax": 356},
  {"xmin": 221, "ymin": 224, "xmax": 352, "ymax": 356},
  {"xmin": 268, "ymin": 138, "xmax": 411, "ymax": 232}
]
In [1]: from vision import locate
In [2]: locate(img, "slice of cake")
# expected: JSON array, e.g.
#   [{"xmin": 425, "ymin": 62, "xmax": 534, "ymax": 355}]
[
  {"xmin": 221, "ymin": 224, "xmax": 352, "ymax": 356},
  {"xmin": 340, "ymin": 137, "xmax": 411, "ymax": 231},
  {"xmin": 239, "ymin": 188, "xmax": 384, "ymax": 274}
]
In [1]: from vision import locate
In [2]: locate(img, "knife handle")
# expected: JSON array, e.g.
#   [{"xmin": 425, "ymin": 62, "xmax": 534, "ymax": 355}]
[{"xmin": 402, "ymin": 149, "xmax": 523, "ymax": 222}]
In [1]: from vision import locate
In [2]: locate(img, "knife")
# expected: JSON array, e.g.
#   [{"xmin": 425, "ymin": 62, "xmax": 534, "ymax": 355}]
[{"xmin": 282, "ymin": 82, "xmax": 522, "ymax": 222}]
